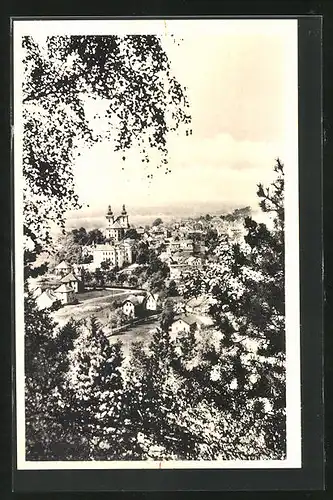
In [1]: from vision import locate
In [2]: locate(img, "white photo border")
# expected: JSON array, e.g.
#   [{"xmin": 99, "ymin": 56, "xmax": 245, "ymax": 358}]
[{"xmin": 13, "ymin": 18, "xmax": 301, "ymax": 470}]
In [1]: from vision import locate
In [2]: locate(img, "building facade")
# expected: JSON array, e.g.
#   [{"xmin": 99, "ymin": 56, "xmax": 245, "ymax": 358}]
[
  {"xmin": 93, "ymin": 205, "xmax": 134, "ymax": 269},
  {"xmin": 104, "ymin": 204, "xmax": 130, "ymax": 242},
  {"xmin": 93, "ymin": 241, "xmax": 133, "ymax": 269}
]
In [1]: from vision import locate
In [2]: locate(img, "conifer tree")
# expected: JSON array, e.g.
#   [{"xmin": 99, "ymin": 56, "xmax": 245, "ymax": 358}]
[
  {"xmin": 178, "ymin": 159, "xmax": 286, "ymax": 458},
  {"xmin": 25, "ymin": 294, "xmax": 82, "ymax": 459},
  {"xmin": 65, "ymin": 318, "xmax": 127, "ymax": 459}
]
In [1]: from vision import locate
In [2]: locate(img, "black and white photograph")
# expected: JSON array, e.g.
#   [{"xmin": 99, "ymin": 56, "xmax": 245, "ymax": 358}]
[{"xmin": 13, "ymin": 18, "xmax": 301, "ymax": 469}]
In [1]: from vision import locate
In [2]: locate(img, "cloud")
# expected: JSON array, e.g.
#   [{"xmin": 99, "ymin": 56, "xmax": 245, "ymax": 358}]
[
  {"xmin": 70, "ymin": 130, "xmax": 280, "ymax": 214},
  {"xmin": 167, "ymin": 132, "xmax": 281, "ymax": 172}
]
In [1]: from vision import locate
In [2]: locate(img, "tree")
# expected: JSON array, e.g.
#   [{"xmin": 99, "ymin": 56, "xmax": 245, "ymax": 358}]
[
  {"xmin": 124, "ymin": 228, "xmax": 139, "ymax": 240},
  {"xmin": 22, "ymin": 34, "xmax": 191, "ymax": 263},
  {"xmin": 160, "ymin": 298, "xmax": 175, "ymax": 332},
  {"xmin": 81, "ymin": 254, "xmax": 93, "ymax": 264},
  {"xmin": 152, "ymin": 217, "xmax": 163, "ymax": 227},
  {"xmin": 64, "ymin": 318, "xmax": 128, "ymax": 459},
  {"xmin": 204, "ymin": 228, "xmax": 219, "ymax": 254},
  {"xmin": 25, "ymin": 295, "xmax": 84, "ymax": 459},
  {"xmin": 53, "ymin": 232, "xmax": 82, "ymax": 265},
  {"xmin": 166, "ymin": 279, "xmax": 179, "ymax": 297},
  {"xmin": 179, "ymin": 158, "xmax": 286, "ymax": 458},
  {"xmin": 156, "ymin": 242, "xmax": 167, "ymax": 254},
  {"xmin": 128, "ymin": 275, "xmax": 139, "ymax": 287},
  {"xmin": 126, "ymin": 328, "xmax": 199, "ymax": 460},
  {"xmin": 94, "ymin": 268, "xmax": 105, "ymax": 287},
  {"xmin": 136, "ymin": 242, "xmax": 150, "ymax": 264},
  {"xmin": 116, "ymin": 273, "xmax": 127, "ymax": 285},
  {"xmin": 87, "ymin": 229, "xmax": 106, "ymax": 245},
  {"xmin": 100, "ymin": 259, "xmax": 112, "ymax": 271},
  {"xmin": 71, "ymin": 227, "xmax": 88, "ymax": 245}
]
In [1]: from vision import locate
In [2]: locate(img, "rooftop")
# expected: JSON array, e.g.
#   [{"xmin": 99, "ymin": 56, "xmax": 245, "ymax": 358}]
[
  {"xmin": 39, "ymin": 289, "xmax": 57, "ymax": 301},
  {"xmin": 55, "ymin": 283, "xmax": 73, "ymax": 293},
  {"xmin": 124, "ymin": 294, "xmax": 146, "ymax": 306},
  {"xmin": 177, "ymin": 314, "xmax": 198, "ymax": 326},
  {"xmin": 61, "ymin": 272, "xmax": 78, "ymax": 283},
  {"xmin": 55, "ymin": 261, "xmax": 71, "ymax": 269}
]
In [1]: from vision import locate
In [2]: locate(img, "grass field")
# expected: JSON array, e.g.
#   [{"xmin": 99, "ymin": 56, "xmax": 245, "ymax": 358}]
[
  {"xmin": 52, "ymin": 288, "xmax": 134, "ymax": 326},
  {"xmin": 108, "ymin": 316, "xmax": 161, "ymax": 359},
  {"xmin": 76, "ymin": 289, "xmax": 114, "ymax": 301}
]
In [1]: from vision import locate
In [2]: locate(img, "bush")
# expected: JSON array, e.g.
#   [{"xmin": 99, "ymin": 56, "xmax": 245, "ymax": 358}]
[{"xmin": 50, "ymin": 299, "xmax": 62, "ymax": 311}]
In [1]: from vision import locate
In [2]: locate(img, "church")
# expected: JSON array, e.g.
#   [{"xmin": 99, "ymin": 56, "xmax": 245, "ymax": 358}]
[
  {"xmin": 104, "ymin": 204, "xmax": 130, "ymax": 241},
  {"xmin": 92, "ymin": 205, "xmax": 134, "ymax": 269}
]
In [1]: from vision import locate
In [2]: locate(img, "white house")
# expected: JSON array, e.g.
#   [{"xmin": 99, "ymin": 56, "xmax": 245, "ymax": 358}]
[
  {"xmin": 55, "ymin": 261, "xmax": 72, "ymax": 277},
  {"xmin": 122, "ymin": 294, "xmax": 146, "ymax": 318},
  {"xmin": 169, "ymin": 264, "xmax": 187, "ymax": 281},
  {"xmin": 170, "ymin": 314, "xmax": 199, "ymax": 336},
  {"xmin": 54, "ymin": 283, "xmax": 75, "ymax": 305},
  {"xmin": 121, "ymin": 292, "xmax": 158, "ymax": 318},
  {"xmin": 144, "ymin": 292, "xmax": 158, "ymax": 311},
  {"xmin": 61, "ymin": 272, "xmax": 80, "ymax": 293},
  {"xmin": 93, "ymin": 241, "xmax": 133, "ymax": 269},
  {"xmin": 36, "ymin": 289, "xmax": 58, "ymax": 310}
]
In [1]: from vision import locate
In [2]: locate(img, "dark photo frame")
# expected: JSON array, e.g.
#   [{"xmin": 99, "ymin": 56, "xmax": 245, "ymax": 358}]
[{"xmin": 9, "ymin": 14, "xmax": 324, "ymax": 493}]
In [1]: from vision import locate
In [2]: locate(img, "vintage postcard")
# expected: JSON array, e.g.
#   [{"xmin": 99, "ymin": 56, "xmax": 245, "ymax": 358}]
[{"xmin": 13, "ymin": 18, "xmax": 301, "ymax": 470}]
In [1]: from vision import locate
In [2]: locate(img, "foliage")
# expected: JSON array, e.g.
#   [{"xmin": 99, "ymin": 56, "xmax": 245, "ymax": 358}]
[
  {"xmin": 22, "ymin": 34, "xmax": 191, "ymax": 274},
  {"xmin": 204, "ymin": 228, "xmax": 219, "ymax": 254},
  {"xmin": 152, "ymin": 217, "xmax": 163, "ymax": 227},
  {"xmin": 94, "ymin": 268, "xmax": 105, "ymax": 287},
  {"xmin": 53, "ymin": 232, "xmax": 82, "ymax": 265},
  {"xmin": 81, "ymin": 254, "xmax": 93, "ymax": 264},
  {"xmin": 166, "ymin": 279, "xmax": 179, "ymax": 297},
  {"xmin": 124, "ymin": 228, "xmax": 139, "ymax": 240},
  {"xmin": 126, "ymin": 330, "xmax": 199, "ymax": 460},
  {"xmin": 72, "ymin": 227, "xmax": 106, "ymax": 245},
  {"xmin": 179, "ymin": 158, "xmax": 286, "ymax": 457},
  {"xmin": 49, "ymin": 299, "xmax": 62, "ymax": 311},
  {"xmin": 135, "ymin": 241, "xmax": 150, "ymax": 265},
  {"xmin": 25, "ymin": 295, "xmax": 83, "ymax": 459},
  {"xmin": 100, "ymin": 259, "xmax": 112, "ymax": 271},
  {"xmin": 160, "ymin": 297, "xmax": 176, "ymax": 332},
  {"xmin": 65, "ymin": 318, "xmax": 127, "ymax": 459}
]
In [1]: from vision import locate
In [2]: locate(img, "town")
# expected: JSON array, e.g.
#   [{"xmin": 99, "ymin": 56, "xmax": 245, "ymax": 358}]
[{"xmin": 29, "ymin": 203, "xmax": 250, "ymax": 349}]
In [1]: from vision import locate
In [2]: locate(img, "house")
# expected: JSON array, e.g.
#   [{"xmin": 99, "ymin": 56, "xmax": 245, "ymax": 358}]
[
  {"xmin": 93, "ymin": 241, "xmax": 133, "ymax": 269},
  {"xmin": 170, "ymin": 314, "xmax": 200, "ymax": 335},
  {"xmin": 36, "ymin": 289, "xmax": 58, "ymax": 310},
  {"xmin": 169, "ymin": 263, "xmax": 187, "ymax": 281},
  {"xmin": 144, "ymin": 292, "xmax": 158, "ymax": 311},
  {"xmin": 61, "ymin": 272, "xmax": 81, "ymax": 293},
  {"xmin": 185, "ymin": 256, "xmax": 203, "ymax": 268},
  {"xmin": 122, "ymin": 294, "xmax": 146, "ymax": 318},
  {"xmin": 55, "ymin": 261, "xmax": 72, "ymax": 277},
  {"xmin": 54, "ymin": 283, "xmax": 75, "ymax": 305},
  {"xmin": 121, "ymin": 292, "xmax": 158, "ymax": 318}
]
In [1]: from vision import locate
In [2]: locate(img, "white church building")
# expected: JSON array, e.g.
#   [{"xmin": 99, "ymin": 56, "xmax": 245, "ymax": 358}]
[{"xmin": 92, "ymin": 205, "xmax": 135, "ymax": 269}]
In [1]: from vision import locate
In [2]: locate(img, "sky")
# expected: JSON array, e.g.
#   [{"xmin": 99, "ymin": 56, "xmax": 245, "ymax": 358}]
[{"xmin": 26, "ymin": 19, "xmax": 298, "ymax": 228}]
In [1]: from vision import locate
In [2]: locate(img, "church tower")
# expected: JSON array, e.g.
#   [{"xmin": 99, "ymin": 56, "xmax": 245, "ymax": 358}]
[
  {"xmin": 121, "ymin": 204, "xmax": 130, "ymax": 229},
  {"xmin": 104, "ymin": 205, "xmax": 114, "ymax": 241},
  {"xmin": 106, "ymin": 205, "xmax": 114, "ymax": 225}
]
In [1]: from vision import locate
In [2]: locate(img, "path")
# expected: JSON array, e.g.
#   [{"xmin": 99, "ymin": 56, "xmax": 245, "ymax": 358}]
[{"xmin": 52, "ymin": 288, "xmax": 142, "ymax": 326}]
